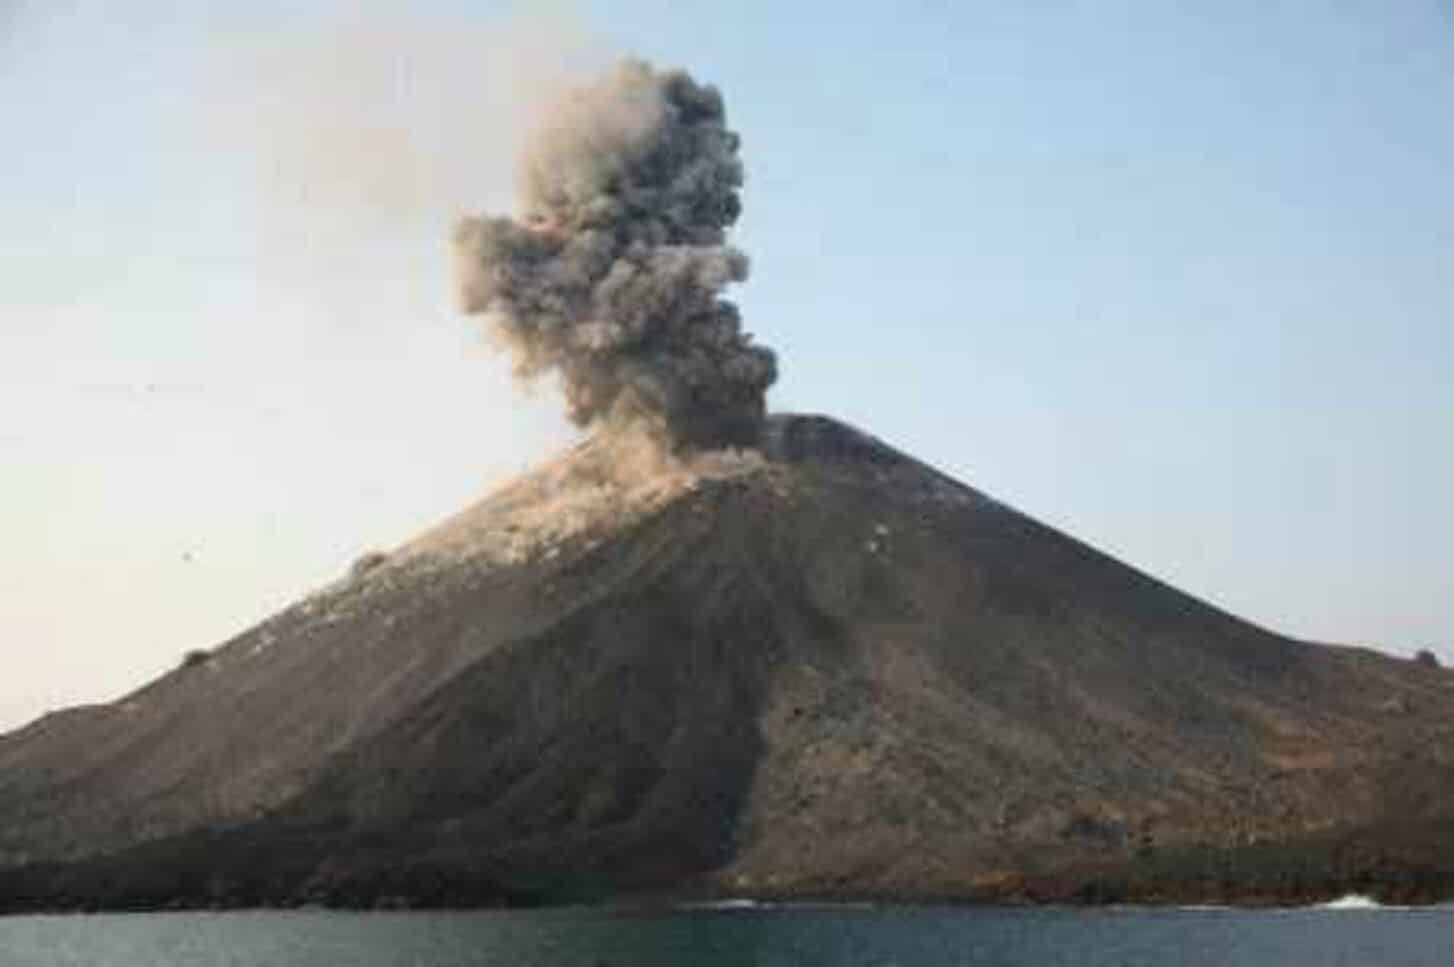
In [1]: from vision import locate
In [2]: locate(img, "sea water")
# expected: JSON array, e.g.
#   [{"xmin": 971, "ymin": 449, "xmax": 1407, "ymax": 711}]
[{"xmin": 2, "ymin": 903, "xmax": 1452, "ymax": 966}]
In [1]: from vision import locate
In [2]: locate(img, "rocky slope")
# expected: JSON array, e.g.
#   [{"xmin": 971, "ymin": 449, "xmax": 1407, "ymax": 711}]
[{"xmin": 3, "ymin": 414, "xmax": 1453, "ymax": 910}]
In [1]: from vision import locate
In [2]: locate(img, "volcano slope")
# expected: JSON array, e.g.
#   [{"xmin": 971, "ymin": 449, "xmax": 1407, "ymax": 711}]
[{"xmin": 4, "ymin": 413, "xmax": 1454, "ymax": 910}]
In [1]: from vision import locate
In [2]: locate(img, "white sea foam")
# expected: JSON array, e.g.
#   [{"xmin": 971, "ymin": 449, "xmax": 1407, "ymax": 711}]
[
  {"xmin": 1318, "ymin": 894, "xmax": 1383, "ymax": 910},
  {"xmin": 1313, "ymin": 896, "xmax": 1454, "ymax": 912},
  {"xmin": 679, "ymin": 898, "xmax": 770, "ymax": 911}
]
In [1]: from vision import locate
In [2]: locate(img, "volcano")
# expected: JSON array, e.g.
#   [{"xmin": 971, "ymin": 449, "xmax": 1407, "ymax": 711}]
[{"xmin": 4, "ymin": 414, "xmax": 1454, "ymax": 910}]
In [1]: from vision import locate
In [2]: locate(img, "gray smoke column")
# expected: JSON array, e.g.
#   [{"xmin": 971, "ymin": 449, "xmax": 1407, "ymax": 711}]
[{"xmin": 453, "ymin": 59, "xmax": 777, "ymax": 453}]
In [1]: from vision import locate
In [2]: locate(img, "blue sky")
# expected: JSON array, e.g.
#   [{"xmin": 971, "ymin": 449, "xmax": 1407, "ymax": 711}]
[{"xmin": 2, "ymin": 1, "xmax": 1451, "ymax": 730}]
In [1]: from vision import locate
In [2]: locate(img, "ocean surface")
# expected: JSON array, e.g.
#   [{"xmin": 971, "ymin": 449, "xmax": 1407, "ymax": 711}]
[{"xmin": 3, "ymin": 902, "xmax": 1452, "ymax": 966}]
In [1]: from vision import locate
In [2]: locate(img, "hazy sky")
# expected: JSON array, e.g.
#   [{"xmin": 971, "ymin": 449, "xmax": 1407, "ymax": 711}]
[{"xmin": 2, "ymin": 1, "xmax": 1451, "ymax": 733}]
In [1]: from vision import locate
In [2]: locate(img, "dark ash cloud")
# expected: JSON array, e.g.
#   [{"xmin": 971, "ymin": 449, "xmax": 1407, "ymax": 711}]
[{"xmin": 454, "ymin": 59, "xmax": 777, "ymax": 453}]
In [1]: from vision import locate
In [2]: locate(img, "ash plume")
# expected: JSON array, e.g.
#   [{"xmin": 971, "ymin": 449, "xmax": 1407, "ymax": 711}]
[{"xmin": 453, "ymin": 59, "xmax": 777, "ymax": 454}]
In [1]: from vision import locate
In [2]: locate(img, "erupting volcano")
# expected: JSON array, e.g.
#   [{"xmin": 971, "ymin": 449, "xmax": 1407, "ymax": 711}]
[{"xmin": 4, "ymin": 60, "xmax": 1454, "ymax": 912}]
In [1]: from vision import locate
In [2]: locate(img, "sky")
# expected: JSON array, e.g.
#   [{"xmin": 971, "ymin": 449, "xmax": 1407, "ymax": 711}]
[{"xmin": 1, "ymin": 1, "xmax": 1451, "ymax": 733}]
